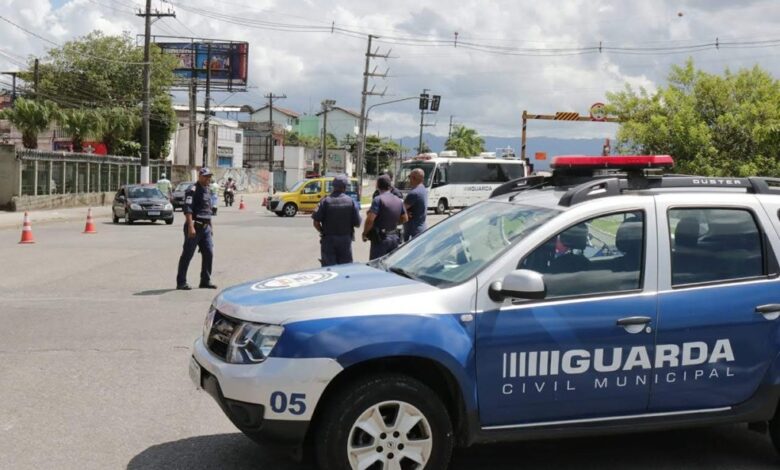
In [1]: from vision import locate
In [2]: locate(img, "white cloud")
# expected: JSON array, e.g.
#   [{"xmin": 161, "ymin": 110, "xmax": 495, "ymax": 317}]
[{"xmin": 1, "ymin": 0, "xmax": 779, "ymax": 141}]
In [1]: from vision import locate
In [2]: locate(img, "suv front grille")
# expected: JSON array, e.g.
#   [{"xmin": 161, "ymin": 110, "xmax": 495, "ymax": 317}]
[{"xmin": 206, "ymin": 310, "xmax": 240, "ymax": 360}]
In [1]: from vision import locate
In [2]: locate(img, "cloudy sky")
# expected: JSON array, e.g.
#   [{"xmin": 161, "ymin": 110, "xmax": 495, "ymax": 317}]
[{"xmin": 2, "ymin": 0, "xmax": 779, "ymax": 141}]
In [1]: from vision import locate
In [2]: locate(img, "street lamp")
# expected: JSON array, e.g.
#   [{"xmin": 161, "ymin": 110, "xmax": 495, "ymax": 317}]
[
  {"xmin": 358, "ymin": 96, "xmax": 419, "ymax": 193},
  {"xmin": 320, "ymin": 99, "xmax": 336, "ymax": 174}
]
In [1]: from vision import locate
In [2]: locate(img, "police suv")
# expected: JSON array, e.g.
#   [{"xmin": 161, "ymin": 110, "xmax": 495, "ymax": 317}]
[{"xmin": 190, "ymin": 155, "xmax": 780, "ymax": 469}]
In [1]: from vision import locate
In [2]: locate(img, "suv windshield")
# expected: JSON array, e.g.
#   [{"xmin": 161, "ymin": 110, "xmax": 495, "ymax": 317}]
[
  {"xmin": 288, "ymin": 180, "xmax": 306, "ymax": 192},
  {"xmin": 384, "ymin": 201, "xmax": 559, "ymax": 287},
  {"xmin": 176, "ymin": 182, "xmax": 193, "ymax": 191},
  {"xmin": 129, "ymin": 187, "xmax": 165, "ymax": 199}
]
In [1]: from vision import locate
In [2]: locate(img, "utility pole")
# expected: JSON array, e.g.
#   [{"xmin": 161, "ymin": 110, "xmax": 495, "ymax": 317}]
[
  {"xmin": 265, "ymin": 92, "xmax": 286, "ymax": 190},
  {"xmin": 320, "ymin": 99, "xmax": 336, "ymax": 175},
  {"xmin": 137, "ymin": 1, "xmax": 175, "ymax": 183},
  {"xmin": 33, "ymin": 59, "xmax": 39, "ymax": 99},
  {"xmin": 1, "ymin": 72, "xmax": 19, "ymax": 104},
  {"xmin": 357, "ymin": 35, "xmax": 392, "ymax": 194},
  {"xmin": 202, "ymin": 43, "xmax": 212, "ymax": 168},
  {"xmin": 448, "ymin": 115, "xmax": 455, "ymax": 138},
  {"xmin": 188, "ymin": 78, "xmax": 197, "ymax": 178}
]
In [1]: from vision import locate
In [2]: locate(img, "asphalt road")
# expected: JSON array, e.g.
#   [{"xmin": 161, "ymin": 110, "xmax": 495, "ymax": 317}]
[{"xmin": 1, "ymin": 205, "xmax": 778, "ymax": 469}]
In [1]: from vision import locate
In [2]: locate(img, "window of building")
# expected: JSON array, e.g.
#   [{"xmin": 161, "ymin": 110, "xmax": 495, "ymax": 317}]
[
  {"xmin": 235, "ymin": 133, "xmax": 242, "ymax": 143},
  {"xmin": 669, "ymin": 208, "xmax": 765, "ymax": 286},
  {"xmin": 520, "ymin": 211, "xmax": 645, "ymax": 298}
]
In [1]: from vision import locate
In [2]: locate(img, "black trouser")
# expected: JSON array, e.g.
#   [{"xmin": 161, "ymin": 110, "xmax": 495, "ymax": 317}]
[
  {"xmin": 321, "ymin": 234, "xmax": 354, "ymax": 266},
  {"xmin": 176, "ymin": 221, "xmax": 213, "ymax": 286}
]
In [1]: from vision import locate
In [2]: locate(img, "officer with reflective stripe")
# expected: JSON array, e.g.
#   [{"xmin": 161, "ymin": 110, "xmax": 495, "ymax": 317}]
[
  {"xmin": 362, "ymin": 175, "xmax": 408, "ymax": 260},
  {"xmin": 176, "ymin": 167, "xmax": 217, "ymax": 290},
  {"xmin": 312, "ymin": 175, "xmax": 362, "ymax": 266}
]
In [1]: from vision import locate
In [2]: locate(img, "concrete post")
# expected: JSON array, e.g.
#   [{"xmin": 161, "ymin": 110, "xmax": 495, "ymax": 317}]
[{"xmin": 33, "ymin": 160, "xmax": 38, "ymax": 196}]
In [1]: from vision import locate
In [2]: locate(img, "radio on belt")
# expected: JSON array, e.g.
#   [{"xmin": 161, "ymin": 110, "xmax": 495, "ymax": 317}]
[{"xmin": 188, "ymin": 151, "xmax": 780, "ymax": 469}]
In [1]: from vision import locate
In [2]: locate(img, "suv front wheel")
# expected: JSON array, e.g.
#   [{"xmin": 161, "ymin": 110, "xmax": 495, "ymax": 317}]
[{"xmin": 314, "ymin": 374, "xmax": 453, "ymax": 470}]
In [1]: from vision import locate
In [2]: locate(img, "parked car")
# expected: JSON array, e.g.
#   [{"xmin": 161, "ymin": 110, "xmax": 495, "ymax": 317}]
[
  {"xmin": 112, "ymin": 184, "xmax": 174, "ymax": 225},
  {"xmin": 266, "ymin": 177, "xmax": 359, "ymax": 217},
  {"xmin": 172, "ymin": 181, "xmax": 195, "ymax": 211},
  {"xmin": 191, "ymin": 155, "xmax": 780, "ymax": 469}
]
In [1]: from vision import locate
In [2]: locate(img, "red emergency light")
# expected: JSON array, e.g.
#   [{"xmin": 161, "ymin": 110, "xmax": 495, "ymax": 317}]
[{"xmin": 551, "ymin": 155, "xmax": 675, "ymax": 169}]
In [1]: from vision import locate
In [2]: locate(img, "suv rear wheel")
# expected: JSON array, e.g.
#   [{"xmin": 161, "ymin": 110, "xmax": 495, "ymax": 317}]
[{"xmin": 314, "ymin": 374, "xmax": 453, "ymax": 470}]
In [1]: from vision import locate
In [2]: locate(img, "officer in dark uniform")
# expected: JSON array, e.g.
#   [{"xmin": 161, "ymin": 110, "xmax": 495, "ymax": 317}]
[
  {"xmin": 371, "ymin": 171, "xmax": 403, "ymax": 200},
  {"xmin": 176, "ymin": 167, "xmax": 217, "ymax": 290},
  {"xmin": 362, "ymin": 175, "xmax": 408, "ymax": 260},
  {"xmin": 312, "ymin": 175, "xmax": 362, "ymax": 266}
]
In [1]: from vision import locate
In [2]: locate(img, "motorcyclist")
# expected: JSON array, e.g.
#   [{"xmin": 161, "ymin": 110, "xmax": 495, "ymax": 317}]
[{"xmin": 223, "ymin": 178, "xmax": 237, "ymax": 207}]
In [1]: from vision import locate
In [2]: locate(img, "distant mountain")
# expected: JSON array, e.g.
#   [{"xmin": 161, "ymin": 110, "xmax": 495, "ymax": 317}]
[{"xmin": 399, "ymin": 134, "xmax": 606, "ymax": 170}]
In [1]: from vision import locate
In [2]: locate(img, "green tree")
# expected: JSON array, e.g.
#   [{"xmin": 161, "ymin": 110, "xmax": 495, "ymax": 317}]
[
  {"xmin": 607, "ymin": 59, "xmax": 780, "ymax": 176},
  {"xmin": 365, "ymin": 135, "xmax": 402, "ymax": 175},
  {"xmin": 60, "ymin": 109, "xmax": 101, "ymax": 152},
  {"xmin": 143, "ymin": 95, "xmax": 177, "ymax": 159},
  {"xmin": 98, "ymin": 107, "xmax": 140, "ymax": 155},
  {"xmin": 445, "ymin": 125, "xmax": 485, "ymax": 157},
  {"xmin": 0, "ymin": 98, "xmax": 59, "ymax": 149},
  {"xmin": 23, "ymin": 31, "xmax": 178, "ymax": 108}
]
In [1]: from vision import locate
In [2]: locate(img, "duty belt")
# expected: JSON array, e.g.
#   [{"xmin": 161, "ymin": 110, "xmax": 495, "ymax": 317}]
[{"xmin": 194, "ymin": 219, "xmax": 211, "ymax": 226}]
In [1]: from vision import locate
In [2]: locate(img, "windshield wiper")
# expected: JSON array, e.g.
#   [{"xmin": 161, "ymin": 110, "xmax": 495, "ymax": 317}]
[{"xmin": 389, "ymin": 266, "xmax": 418, "ymax": 281}]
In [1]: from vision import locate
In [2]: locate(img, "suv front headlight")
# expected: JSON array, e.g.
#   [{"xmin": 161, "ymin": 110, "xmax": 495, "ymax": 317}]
[
  {"xmin": 227, "ymin": 323, "xmax": 284, "ymax": 364},
  {"xmin": 164, "ymin": 203, "xmax": 173, "ymax": 210},
  {"xmin": 130, "ymin": 203, "xmax": 142, "ymax": 210}
]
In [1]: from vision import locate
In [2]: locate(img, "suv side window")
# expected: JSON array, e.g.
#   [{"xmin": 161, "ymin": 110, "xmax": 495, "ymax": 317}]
[
  {"xmin": 520, "ymin": 211, "xmax": 645, "ymax": 298},
  {"xmin": 303, "ymin": 181, "xmax": 321, "ymax": 194},
  {"xmin": 669, "ymin": 208, "xmax": 764, "ymax": 286}
]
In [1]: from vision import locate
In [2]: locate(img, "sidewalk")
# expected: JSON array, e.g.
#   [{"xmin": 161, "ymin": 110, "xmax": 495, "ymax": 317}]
[{"xmin": 0, "ymin": 205, "xmax": 114, "ymax": 230}]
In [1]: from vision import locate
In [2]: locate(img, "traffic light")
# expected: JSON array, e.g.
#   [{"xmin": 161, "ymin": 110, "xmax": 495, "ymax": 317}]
[
  {"xmin": 419, "ymin": 93, "xmax": 430, "ymax": 110},
  {"xmin": 430, "ymin": 95, "xmax": 441, "ymax": 112}
]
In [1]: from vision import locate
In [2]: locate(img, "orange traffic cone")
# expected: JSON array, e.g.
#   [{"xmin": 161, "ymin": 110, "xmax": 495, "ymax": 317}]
[
  {"xmin": 19, "ymin": 211, "xmax": 35, "ymax": 244},
  {"xmin": 239, "ymin": 197, "xmax": 246, "ymax": 210},
  {"xmin": 83, "ymin": 207, "xmax": 97, "ymax": 234}
]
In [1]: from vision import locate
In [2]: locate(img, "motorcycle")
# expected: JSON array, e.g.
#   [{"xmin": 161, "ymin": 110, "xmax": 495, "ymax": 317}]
[{"xmin": 224, "ymin": 187, "xmax": 235, "ymax": 207}]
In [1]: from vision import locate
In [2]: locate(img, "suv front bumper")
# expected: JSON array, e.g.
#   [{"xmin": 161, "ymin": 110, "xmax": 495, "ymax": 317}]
[{"xmin": 190, "ymin": 337, "xmax": 342, "ymax": 445}]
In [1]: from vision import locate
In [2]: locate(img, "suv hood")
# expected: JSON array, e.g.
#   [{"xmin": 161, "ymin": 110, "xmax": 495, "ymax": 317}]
[{"xmin": 213, "ymin": 263, "xmax": 441, "ymax": 325}]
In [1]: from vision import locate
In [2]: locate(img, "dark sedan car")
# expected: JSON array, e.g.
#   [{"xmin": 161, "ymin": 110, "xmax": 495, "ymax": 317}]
[
  {"xmin": 112, "ymin": 184, "xmax": 174, "ymax": 224},
  {"xmin": 172, "ymin": 181, "xmax": 195, "ymax": 211}
]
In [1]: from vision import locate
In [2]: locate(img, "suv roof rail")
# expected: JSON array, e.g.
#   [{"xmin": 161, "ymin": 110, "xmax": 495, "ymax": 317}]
[
  {"xmin": 490, "ymin": 175, "xmax": 548, "ymax": 198},
  {"xmin": 558, "ymin": 175, "xmax": 780, "ymax": 207},
  {"xmin": 558, "ymin": 178, "xmax": 627, "ymax": 207}
]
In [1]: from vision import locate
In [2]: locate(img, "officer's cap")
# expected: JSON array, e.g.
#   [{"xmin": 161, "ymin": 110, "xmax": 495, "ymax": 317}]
[
  {"xmin": 199, "ymin": 167, "xmax": 213, "ymax": 176},
  {"xmin": 332, "ymin": 175, "xmax": 349, "ymax": 190}
]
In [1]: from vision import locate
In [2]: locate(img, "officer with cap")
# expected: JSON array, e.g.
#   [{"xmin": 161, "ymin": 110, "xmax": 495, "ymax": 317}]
[
  {"xmin": 312, "ymin": 175, "xmax": 362, "ymax": 266},
  {"xmin": 176, "ymin": 167, "xmax": 217, "ymax": 290},
  {"xmin": 362, "ymin": 175, "xmax": 408, "ymax": 260}
]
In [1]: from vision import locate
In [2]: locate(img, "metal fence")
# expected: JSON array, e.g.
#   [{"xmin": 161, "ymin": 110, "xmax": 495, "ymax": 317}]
[{"xmin": 17, "ymin": 149, "xmax": 171, "ymax": 197}]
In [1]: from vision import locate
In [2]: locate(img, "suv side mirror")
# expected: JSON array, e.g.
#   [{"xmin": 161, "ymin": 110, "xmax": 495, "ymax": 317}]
[{"xmin": 489, "ymin": 269, "xmax": 546, "ymax": 302}]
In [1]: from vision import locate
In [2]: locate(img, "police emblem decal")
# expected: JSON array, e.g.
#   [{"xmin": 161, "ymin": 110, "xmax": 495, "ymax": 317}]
[{"xmin": 251, "ymin": 271, "xmax": 339, "ymax": 291}]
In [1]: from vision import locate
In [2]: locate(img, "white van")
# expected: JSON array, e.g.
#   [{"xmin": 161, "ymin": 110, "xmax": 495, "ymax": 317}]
[{"xmin": 396, "ymin": 153, "xmax": 529, "ymax": 213}]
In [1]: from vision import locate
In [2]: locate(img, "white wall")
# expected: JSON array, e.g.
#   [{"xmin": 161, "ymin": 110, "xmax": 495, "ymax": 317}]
[
  {"xmin": 251, "ymin": 108, "xmax": 298, "ymax": 128},
  {"xmin": 319, "ymin": 109, "xmax": 359, "ymax": 144}
]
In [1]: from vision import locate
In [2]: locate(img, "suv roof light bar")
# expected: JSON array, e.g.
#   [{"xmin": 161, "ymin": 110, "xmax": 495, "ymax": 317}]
[
  {"xmin": 552, "ymin": 155, "xmax": 675, "ymax": 169},
  {"xmin": 490, "ymin": 175, "xmax": 548, "ymax": 198}
]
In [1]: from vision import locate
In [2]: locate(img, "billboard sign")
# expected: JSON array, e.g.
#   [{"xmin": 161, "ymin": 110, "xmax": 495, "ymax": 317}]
[{"xmin": 157, "ymin": 41, "xmax": 248, "ymax": 90}]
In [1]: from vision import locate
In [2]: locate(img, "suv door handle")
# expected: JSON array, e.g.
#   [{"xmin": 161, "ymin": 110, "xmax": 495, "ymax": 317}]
[
  {"xmin": 756, "ymin": 304, "xmax": 780, "ymax": 320},
  {"xmin": 616, "ymin": 316, "xmax": 652, "ymax": 326}
]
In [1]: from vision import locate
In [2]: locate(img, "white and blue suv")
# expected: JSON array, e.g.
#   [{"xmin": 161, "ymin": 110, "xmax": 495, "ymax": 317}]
[{"xmin": 190, "ymin": 155, "xmax": 780, "ymax": 469}]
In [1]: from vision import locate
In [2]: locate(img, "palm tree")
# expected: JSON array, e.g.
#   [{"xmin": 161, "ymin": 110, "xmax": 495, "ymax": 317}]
[
  {"xmin": 444, "ymin": 125, "xmax": 485, "ymax": 157},
  {"xmin": 61, "ymin": 109, "xmax": 100, "ymax": 152},
  {"xmin": 98, "ymin": 107, "xmax": 140, "ymax": 155},
  {"xmin": 0, "ymin": 98, "xmax": 59, "ymax": 149}
]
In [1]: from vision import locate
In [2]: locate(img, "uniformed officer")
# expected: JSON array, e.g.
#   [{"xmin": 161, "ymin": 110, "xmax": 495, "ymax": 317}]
[
  {"xmin": 403, "ymin": 168, "xmax": 428, "ymax": 241},
  {"xmin": 362, "ymin": 175, "xmax": 408, "ymax": 260},
  {"xmin": 312, "ymin": 175, "xmax": 362, "ymax": 266},
  {"xmin": 176, "ymin": 167, "xmax": 217, "ymax": 290},
  {"xmin": 156, "ymin": 173, "xmax": 172, "ymax": 199},
  {"xmin": 371, "ymin": 171, "xmax": 403, "ymax": 199}
]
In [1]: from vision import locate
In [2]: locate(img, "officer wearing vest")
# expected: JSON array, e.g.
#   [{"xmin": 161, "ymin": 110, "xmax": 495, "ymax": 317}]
[
  {"xmin": 176, "ymin": 167, "xmax": 217, "ymax": 290},
  {"xmin": 312, "ymin": 175, "xmax": 362, "ymax": 266},
  {"xmin": 362, "ymin": 175, "xmax": 408, "ymax": 260}
]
